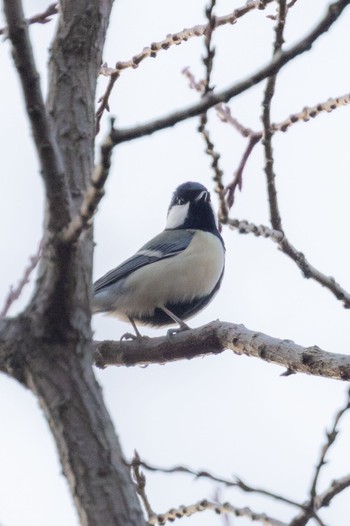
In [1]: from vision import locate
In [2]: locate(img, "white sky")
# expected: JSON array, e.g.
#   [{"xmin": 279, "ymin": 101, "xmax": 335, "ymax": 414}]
[{"xmin": 1, "ymin": 1, "xmax": 350, "ymax": 525}]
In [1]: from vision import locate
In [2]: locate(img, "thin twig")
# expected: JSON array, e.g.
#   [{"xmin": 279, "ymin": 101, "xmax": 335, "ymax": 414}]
[
  {"xmin": 199, "ymin": 1, "xmax": 229, "ymax": 224},
  {"xmin": 0, "ymin": 2, "xmax": 58, "ymax": 36},
  {"xmin": 217, "ymin": 105, "xmax": 258, "ymax": 137},
  {"xmin": 147, "ymin": 498, "xmax": 287, "ymax": 526},
  {"xmin": 261, "ymin": 0, "xmax": 287, "ymax": 231},
  {"xmin": 309, "ymin": 388, "xmax": 350, "ymax": 506},
  {"xmin": 110, "ymin": 0, "xmax": 350, "ymax": 145},
  {"xmin": 316, "ymin": 474, "xmax": 350, "ymax": 508},
  {"xmin": 227, "ymin": 216, "xmax": 350, "ymax": 308},
  {"xmin": 290, "ymin": 388, "xmax": 350, "ymax": 526},
  {"xmin": 226, "ymin": 218, "xmax": 284, "ymax": 241},
  {"xmin": 200, "ymin": 124, "xmax": 228, "ymax": 223},
  {"xmin": 183, "ymin": 67, "xmax": 259, "ymax": 209},
  {"xmin": 0, "ymin": 241, "xmax": 42, "ymax": 318},
  {"xmin": 203, "ymin": 0, "xmax": 216, "ymax": 94},
  {"xmin": 131, "ymin": 451, "xmax": 156, "ymax": 521},
  {"xmin": 273, "ymin": 93, "xmax": 350, "ymax": 132},
  {"xmin": 226, "ymin": 134, "xmax": 261, "ymax": 208},
  {"xmin": 132, "ymin": 459, "xmax": 303, "ymax": 510},
  {"xmin": 279, "ymin": 237, "xmax": 350, "ymax": 308}
]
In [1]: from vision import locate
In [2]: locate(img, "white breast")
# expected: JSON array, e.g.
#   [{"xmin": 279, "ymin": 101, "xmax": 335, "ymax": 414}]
[{"xmin": 114, "ymin": 231, "xmax": 225, "ymax": 320}]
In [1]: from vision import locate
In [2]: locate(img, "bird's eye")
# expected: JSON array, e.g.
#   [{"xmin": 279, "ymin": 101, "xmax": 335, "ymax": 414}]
[{"xmin": 177, "ymin": 197, "xmax": 185, "ymax": 205}]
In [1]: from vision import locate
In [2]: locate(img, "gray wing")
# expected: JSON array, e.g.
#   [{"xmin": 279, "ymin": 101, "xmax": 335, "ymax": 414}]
[{"xmin": 93, "ymin": 229, "xmax": 194, "ymax": 293}]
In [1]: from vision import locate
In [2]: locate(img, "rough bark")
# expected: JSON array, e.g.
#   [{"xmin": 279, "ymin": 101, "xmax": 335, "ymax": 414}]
[{"xmin": 95, "ymin": 321, "xmax": 350, "ymax": 381}]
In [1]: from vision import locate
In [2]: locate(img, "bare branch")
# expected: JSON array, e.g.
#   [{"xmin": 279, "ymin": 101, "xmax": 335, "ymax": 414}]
[
  {"xmin": 131, "ymin": 451, "xmax": 156, "ymax": 521},
  {"xmin": 94, "ymin": 320, "xmax": 350, "ymax": 381},
  {"xmin": 110, "ymin": 0, "xmax": 350, "ymax": 145},
  {"xmin": 310, "ymin": 391, "xmax": 350, "ymax": 502},
  {"xmin": 95, "ymin": 0, "xmax": 275, "ymax": 132},
  {"xmin": 202, "ymin": 0, "xmax": 217, "ymax": 94},
  {"xmin": 217, "ymin": 104, "xmax": 258, "ymax": 138},
  {"xmin": 261, "ymin": 0, "xmax": 287, "ymax": 231},
  {"xmin": 197, "ymin": 2, "xmax": 229, "ymax": 224},
  {"xmin": 147, "ymin": 498, "xmax": 287, "ymax": 526},
  {"xmin": 0, "ymin": 2, "xmax": 58, "ymax": 36},
  {"xmin": 3, "ymin": 0, "xmax": 70, "ymax": 233},
  {"xmin": 279, "ymin": 237, "xmax": 350, "ymax": 308},
  {"xmin": 316, "ymin": 474, "xmax": 350, "ymax": 508},
  {"xmin": 287, "ymin": 0, "xmax": 299, "ymax": 8},
  {"xmin": 226, "ymin": 134, "xmax": 261, "ymax": 208},
  {"xmin": 200, "ymin": 123, "xmax": 228, "ymax": 223},
  {"xmin": 227, "ymin": 218, "xmax": 284, "ymax": 240},
  {"xmin": 273, "ymin": 92, "xmax": 350, "ymax": 132},
  {"xmin": 183, "ymin": 67, "xmax": 259, "ymax": 210},
  {"xmin": 227, "ymin": 217, "xmax": 350, "ymax": 308},
  {"xmin": 0, "ymin": 241, "xmax": 42, "ymax": 318},
  {"xmin": 290, "ymin": 389, "xmax": 350, "ymax": 526},
  {"xmin": 133, "ymin": 459, "xmax": 303, "ymax": 510}
]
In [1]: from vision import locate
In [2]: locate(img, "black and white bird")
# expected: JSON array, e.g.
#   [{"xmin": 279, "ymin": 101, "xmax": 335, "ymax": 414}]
[{"xmin": 93, "ymin": 182, "xmax": 225, "ymax": 337}]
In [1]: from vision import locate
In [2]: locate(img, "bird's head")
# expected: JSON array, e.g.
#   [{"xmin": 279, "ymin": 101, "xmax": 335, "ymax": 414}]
[{"xmin": 166, "ymin": 181, "xmax": 218, "ymax": 233}]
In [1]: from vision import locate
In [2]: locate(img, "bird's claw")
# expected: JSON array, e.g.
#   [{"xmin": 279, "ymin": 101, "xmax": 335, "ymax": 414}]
[
  {"xmin": 167, "ymin": 325, "xmax": 190, "ymax": 339},
  {"xmin": 120, "ymin": 332, "xmax": 138, "ymax": 341},
  {"xmin": 120, "ymin": 332, "xmax": 150, "ymax": 342}
]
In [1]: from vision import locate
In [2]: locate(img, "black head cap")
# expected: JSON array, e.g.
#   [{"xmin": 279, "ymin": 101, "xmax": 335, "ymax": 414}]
[
  {"xmin": 169, "ymin": 181, "xmax": 210, "ymax": 208},
  {"xmin": 167, "ymin": 181, "xmax": 222, "ymax": 238}
]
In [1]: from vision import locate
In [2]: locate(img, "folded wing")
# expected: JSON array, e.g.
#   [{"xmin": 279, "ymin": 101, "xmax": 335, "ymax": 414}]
[{"xmin": 93, "ymin": 229, "xmax": 194, "ymax": 293}]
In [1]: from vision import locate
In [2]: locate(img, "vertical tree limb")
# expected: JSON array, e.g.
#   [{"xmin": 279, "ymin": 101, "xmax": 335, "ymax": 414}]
[{"xmin": 3, "ymin": 0, "xmax": 70, "ymax": 233}]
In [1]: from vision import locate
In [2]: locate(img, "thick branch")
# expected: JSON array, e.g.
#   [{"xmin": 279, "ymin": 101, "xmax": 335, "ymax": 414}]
[
  {"xmin": 3, "ymin": 0, "xmax": 70, "ymax": 233},
  {"xmin": 111, "ymin": 0, "xmax": 350, "ymax": 145},
  {"xmin": 94, "ymin": 320, "xmax": 350, "ymax": 381}
]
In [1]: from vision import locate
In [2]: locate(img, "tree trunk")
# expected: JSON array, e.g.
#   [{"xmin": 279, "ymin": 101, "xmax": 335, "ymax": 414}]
[
  {"xmin": 26, "ymin": 339, "xmax": 144, "ymax": 526},
  {"xmin": 1, "ymin": 0, "xmax": 146, "ymax": 524}
]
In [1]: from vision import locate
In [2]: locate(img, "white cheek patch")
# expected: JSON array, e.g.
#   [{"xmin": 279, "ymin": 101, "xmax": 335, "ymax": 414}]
[{"xmin": 166, "ymin": 202, "xmax": 189, "ymax": 229}]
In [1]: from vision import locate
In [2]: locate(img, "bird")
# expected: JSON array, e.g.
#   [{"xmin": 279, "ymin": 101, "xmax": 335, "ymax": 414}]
[{"xmin": 92, "ymin": 181, "xmax": 225, "ymax": 338}]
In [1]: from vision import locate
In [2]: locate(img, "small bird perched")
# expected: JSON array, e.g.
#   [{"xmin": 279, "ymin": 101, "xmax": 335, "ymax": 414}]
[{"xmin": 93, "ymin": 181, "xmax": 225, "ymax": 338}]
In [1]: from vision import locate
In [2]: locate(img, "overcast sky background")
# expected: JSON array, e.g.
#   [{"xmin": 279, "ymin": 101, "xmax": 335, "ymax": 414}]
[{"xmin": 1, "ymin": 1, "xmax": 350, "ymax": 525}]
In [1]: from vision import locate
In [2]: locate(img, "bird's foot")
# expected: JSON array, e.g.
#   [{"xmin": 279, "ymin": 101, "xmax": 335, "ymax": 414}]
[
  {"xmin": 120, "ymin": 332, "xmax": 150, "ymax": 342},
  {"xmin": 120, "ymin": 332, "xmax": 139, "ymax": 341}
]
